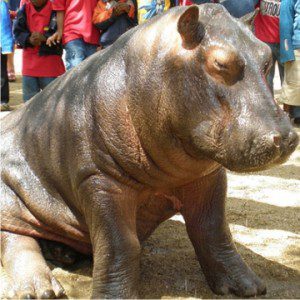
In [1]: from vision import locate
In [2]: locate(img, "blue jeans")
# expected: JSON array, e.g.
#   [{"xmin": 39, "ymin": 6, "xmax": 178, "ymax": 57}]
[
  {"xmin": 220, "ymin": 0, "xmax": 256, "ymax": 17},
  {"xmin": 64, "ymin": 38, "xmax": 97, "ymax": 70},
  {"xmin": 266, "ymin": 42, "xmax": 284, "ymax": 95},
  {"xmin": 23, "ymin": 76, "xmax": 56, "ymax": 101}
]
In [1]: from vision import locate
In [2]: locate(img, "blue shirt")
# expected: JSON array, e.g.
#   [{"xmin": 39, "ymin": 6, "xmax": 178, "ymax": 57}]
[
  {"xmin": 292, "ymin": 0, "xmax": 300, "ymax": 48},
  {"xmin": 280, "ymin": 0, "xmax": 300, "ymax": 63},
  {"xmin": 0, "ymin": 0, "xmax": 14, "ymax": 54}
]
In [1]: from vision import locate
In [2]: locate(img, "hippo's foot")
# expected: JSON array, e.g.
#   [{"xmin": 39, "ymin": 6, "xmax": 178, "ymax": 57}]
[
  {"xmin": 201, "ymin": 250, "xmax": 266, "ymax": 297},
  {"xmin": 0, "ymin": 231, "xmax": 66, "ymax": 299}
]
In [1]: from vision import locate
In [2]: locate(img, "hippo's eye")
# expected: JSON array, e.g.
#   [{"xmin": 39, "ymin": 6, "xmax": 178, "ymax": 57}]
[
  {"xmin": 205, "ymin": 46, "xmax": 245, "ymax": 86},
  {"xmin": 214, "ymin": 59, "xmax": 228, "ymax": 70}
]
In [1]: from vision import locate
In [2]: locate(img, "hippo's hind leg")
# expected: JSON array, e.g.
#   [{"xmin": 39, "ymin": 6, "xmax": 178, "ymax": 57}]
[
  {"xmin": 0, "ymin": 231, "xmax": 65, "ymax": 299},
  {"xmin": 178, "ymin": 168, "xmax": 266, "ymax": 297}
]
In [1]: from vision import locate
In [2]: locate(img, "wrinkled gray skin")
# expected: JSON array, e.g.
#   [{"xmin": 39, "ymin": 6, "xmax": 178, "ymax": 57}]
[{"xmin": 1, "ymin": 4, "xmax": 299, "ymax": 299}]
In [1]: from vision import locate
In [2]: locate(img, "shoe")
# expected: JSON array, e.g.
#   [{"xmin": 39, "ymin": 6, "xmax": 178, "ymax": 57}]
[
  {"xmin": 1, "ymin": 103, "xmax": 11, "ymax": 111},
  {"xmin": 8, "ymin": 71, "xmax": 16, "ymax": 82}
]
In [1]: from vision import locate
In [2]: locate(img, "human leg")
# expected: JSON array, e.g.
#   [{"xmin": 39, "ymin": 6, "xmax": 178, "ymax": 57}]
[
  {"xmin": 280, "ymin": 50, "xmax": 300, "ymax": 123},
  {"xmin": 278, "ymin": 60, "xmax": 284, "ymax": 84},
  {"xmin": 85, "ymin": 42, "xmax": 97, "ymax": 57},
  {"xmin": 64, "ymin": 38, "xmax": 86, "ymax": 70},
  {"xmin": 7, "ymin": 52, "xmax": 16, "ymax": 82},
  {"xmin": 22, "ymin": 76, "xmax": 40, "ymax": 101},
  {"xmin": 38, "ymin": 77, "xmax": 57, "ymax": 90},
  {"xmin": 271, "ymin": 42, "xmax": 284, "ymax": 84},
  {"xmin": 1, "ymin": 54, "xmax": 9, "ymax": 105},
  {"xmin": 266, "ymin": 42, "xmax": 278, "ymax": 94}
]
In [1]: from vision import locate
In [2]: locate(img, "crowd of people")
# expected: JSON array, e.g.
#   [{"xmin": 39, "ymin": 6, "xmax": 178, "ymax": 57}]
[{"xmin": 1, "ymin": 0, "xmax": 299, "ymax": 124}]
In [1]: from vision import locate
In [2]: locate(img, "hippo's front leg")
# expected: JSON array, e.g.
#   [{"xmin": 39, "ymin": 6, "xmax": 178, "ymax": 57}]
[
  {"xmin": 78, "ymin": 175, "xmax": 140, "ymax": 298},
  {"xmin": 179, "ymin": 168, "xmax": 266, "ymax": 297}
]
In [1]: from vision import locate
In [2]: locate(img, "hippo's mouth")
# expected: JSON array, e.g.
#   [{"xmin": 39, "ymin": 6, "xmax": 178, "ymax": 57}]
[
  {"xmin": 219, "ymin": 133, "xmax": 299, "ymax": 173},
  {"xmin": 225, "ymin": 157, "xmax": 286, "ymax": 173},
  {"xmin": 190, "ymin": 128, "xmax": 299, "ymax": 173}
]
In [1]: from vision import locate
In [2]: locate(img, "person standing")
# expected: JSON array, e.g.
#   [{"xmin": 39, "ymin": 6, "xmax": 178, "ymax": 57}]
[
  {"xmin": 254, "ymin": 0, "xmax": 284, "ymax": 94},
  {"xmin": 92, "ymin": 0, "xmax": 136, "ymax": 49},
  {"xmin": 136, "ymin": 0, "xmax": 175, "ymax": 24},
  {"xmin": 1, "ymin": 0, "xmax": 14, "ymax": 110},
  {"xmin": 13, "ymin": 0, "xmax": 65, "ymax": 101},
  {"xmin": 279, "ymin": 0, "xmax": 300, "ymax": 125},
  {"xmin": 54, "ymin": 0, "xmax": 100, "ymax": 70},
  {"xmin": 7, "ymin": 0, "xmax": 21, "ymax": 82}
]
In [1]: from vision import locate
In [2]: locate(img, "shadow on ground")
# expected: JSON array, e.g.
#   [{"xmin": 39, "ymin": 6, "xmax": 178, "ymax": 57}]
[
  {"xmin": 49, "ymin": 219, "xmax": 300, "ymax": 299},
  {"xmin": 231, "ymin": 164, "xmax": 300, "ymax": 181},
  {"xmin": 227, "ymin": 197, "xmax": 300, "ymax": 234}
]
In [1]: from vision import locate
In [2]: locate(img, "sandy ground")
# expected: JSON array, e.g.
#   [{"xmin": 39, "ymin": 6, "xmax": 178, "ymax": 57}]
[{"xmin": 1, "ymin": 51, "xmax": 300, "ymax": 299}]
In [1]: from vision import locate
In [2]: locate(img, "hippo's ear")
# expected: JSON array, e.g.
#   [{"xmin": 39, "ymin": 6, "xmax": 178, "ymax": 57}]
[{"xmin": 177, "ymin": 6, "xmax": 204, "ymax": 50}]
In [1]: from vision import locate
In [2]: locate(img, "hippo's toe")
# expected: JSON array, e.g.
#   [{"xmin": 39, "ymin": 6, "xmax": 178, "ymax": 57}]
[
  {"xmin": 40, "ymin": 290, "xmax": 56, "ymax": 299},
  {"xmin": 20, "ymin": 293, "xmax": 36, "ymax": 299},
  {"xmin": 208, "ymin": 269, "xmax": 267, "ymax": 297}
]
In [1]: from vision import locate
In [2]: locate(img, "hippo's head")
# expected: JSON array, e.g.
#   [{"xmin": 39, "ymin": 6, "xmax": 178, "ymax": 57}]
[{"xmin": 128, "ymin": 4, "xmax": 298, "ymax": 173}]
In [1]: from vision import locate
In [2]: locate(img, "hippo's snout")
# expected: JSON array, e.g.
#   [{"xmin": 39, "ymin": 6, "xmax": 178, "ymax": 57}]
[{"xmin": 242, "ymin": 127, "xmax": 299, "ymax": 172}]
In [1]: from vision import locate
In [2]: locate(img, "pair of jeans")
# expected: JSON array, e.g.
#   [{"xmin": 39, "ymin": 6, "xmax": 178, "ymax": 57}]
[
  {"xmin": 64, "ymin": 38, "xmax": 97, "ymax": 70},
  {"xmin": 266, "ymin": 42, "xmax": 284, "ymax": 95},
  {"xmin": 22, "ymin": 76, "xmax": 56, "ymax": 101},
  {"xmin": 220, "ymin": 0, "xmax": 256, "ymax": 18},
  {"xmin": 1, "ymin": 54, "xmax": 9, "ymax": 103}
]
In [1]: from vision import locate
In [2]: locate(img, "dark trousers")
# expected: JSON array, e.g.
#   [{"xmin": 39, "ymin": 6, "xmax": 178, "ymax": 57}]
[
  {"xmin": 1, "ymin": 53, "xmax": 9, "ymax": 103},
  {"xmin": 266, "ymin": 43, "xmax": 284, "ymax": 95}
]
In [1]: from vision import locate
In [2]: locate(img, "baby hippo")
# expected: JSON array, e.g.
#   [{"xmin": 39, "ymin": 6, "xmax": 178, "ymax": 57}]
[{"xmin": 0, "ymin": 4, "xmax": 298, "ymax": 299}]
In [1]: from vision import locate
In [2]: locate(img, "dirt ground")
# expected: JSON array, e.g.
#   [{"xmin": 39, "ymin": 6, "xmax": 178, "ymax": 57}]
[{"xmin": 3, "ymin": 74, "xmax": 300, "ymax": 299}]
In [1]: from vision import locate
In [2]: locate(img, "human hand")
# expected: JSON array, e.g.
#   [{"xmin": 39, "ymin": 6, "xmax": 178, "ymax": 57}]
[
  {"xmin": 29, "ymin": 32, "xmax": 46, "ymax": 46},
  {"xmin": 46, "ymin": 31, "xmax": 62, "ymax": 46},
  {"xmin": 114, "ymin": 3, "xmax": 130, "ymax": 15},
  {"xmin": 9, "ymin": 10, "xmax": 17, "ymax": 19}
]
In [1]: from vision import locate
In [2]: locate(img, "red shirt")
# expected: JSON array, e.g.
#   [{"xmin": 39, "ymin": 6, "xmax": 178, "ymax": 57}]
[
  {"xmin": 53, "ymin": 0, "xmax": 100, "ymax": 45},
  {"xmin": 254, "ymin": 0, "xmax": 281, "ymax": 43},
  {"xmin": 22, "ymin": 1, "xmax": 65, "ymax": 77}
]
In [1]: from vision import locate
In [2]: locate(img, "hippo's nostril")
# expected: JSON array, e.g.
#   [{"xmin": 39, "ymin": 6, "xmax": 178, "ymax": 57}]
[
  {"xmin": 273, "ymin": 134, "xmax": 281, "ymax": 148},
  {"xmin": 270, "ymin": 132, "xmax": 281, "ymax": 148}
]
